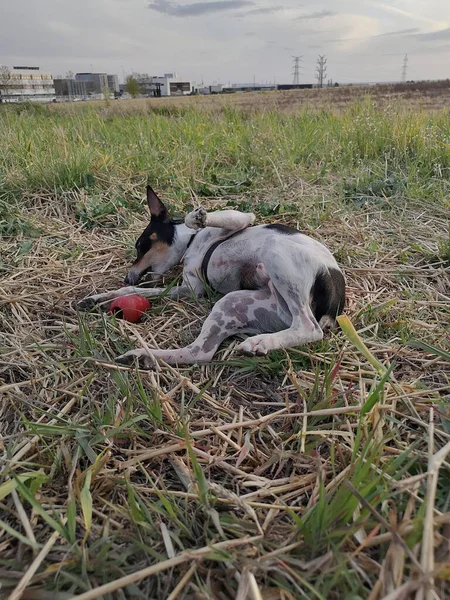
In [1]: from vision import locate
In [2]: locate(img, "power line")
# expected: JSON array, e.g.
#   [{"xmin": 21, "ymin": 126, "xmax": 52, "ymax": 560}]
[
  {"xmin": 401, "ymin": 54, "xmax": 408, "ymax": 82},
  {"xmin": 316, "ymin": 55, "xmax": 327, "ymax": 88},
  {"xmin": 292, "ymin": 55, "xmax": 303, "ymax": 85}
]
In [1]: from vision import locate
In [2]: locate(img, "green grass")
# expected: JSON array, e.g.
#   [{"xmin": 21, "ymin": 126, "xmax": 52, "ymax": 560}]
[
  {"xmin": 0, "ymin": 97, "xmax": 449, "ymax": 599},
  {"xmin": 1, "ymin": 99, "xmax": 450, "ymax": 206}
]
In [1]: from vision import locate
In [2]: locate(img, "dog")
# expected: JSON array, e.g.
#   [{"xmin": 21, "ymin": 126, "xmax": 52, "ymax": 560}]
[{"xmin": 77, "ymin": 185, "xmax": 345, "ymax": 368}]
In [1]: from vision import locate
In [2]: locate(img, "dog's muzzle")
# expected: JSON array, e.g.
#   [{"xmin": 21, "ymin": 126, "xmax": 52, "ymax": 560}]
[
  {"xmin": 124, "ymin": 270, "xmax": 141, "ymax": 286},
  {"xmin": 124, "ymin": 266, "xmax": 158, "ymax": 286}
]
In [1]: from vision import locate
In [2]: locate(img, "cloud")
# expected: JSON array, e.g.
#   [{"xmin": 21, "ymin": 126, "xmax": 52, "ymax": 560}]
[
  {"xmin": 366, "ymin": 1, "xmax": 447, "ymax": 29},
  {"xmin": 330, "ymin": 25, "xmax": 450, "ymax": 48},
  {"xmin": 296, "ymin": 10, "xmax": 336, "ymax": 21},
  {"xmin": 232, "ymin": 5, "xmax": 289, "ymax": 19},
  {"xmin": 413, "ymin": 42, "xmax": 450, "ymax": 54},
  {"xmin": 375, "ymin": 27, "xmax": 419, "ymax": 37},
  {"xmin": 322, "ymin": 13, "xmax": 379, "ymax": 50},
  {"xmin": 329, "ymin": 27, "xmax": 420, "ymax": 44},
  {"xmin": 148, "ymin": 0, "xmax": 254, "ymax": 17},
  {"xmin": 412, "ymin": 27, "xmax": 450, "ymax": 41},
  {"xmin": 243, "ymin": 6, "xmax": 286, "ymax": 15}
]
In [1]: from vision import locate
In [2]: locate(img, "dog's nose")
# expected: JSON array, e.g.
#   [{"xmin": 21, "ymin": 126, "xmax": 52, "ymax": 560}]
[{"xmin": 124, "ymin": 271, "xmax": 139, "ymax": 286}]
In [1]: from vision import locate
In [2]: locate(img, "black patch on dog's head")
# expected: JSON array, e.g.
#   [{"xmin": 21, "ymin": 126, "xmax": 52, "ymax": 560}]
[
  {"xmin": 134, "ymin": 186, "xmax": 176, "ymax": 260},
  {"xmin": 134, "ymin": 220, "xmax": 176, "ymax": 260}
]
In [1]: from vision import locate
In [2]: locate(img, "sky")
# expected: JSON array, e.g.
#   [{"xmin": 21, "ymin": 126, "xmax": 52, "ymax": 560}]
[{"xmin": 0, "ymin": 0, "xmax": 449, "ymax": 84}]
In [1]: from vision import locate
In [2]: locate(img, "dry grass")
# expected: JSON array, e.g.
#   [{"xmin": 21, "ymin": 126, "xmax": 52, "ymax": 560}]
[
  {"xmin": 1, "ymin": 96, "xmax": 450, "ymax": 599},
  {"xmin": 50, "ymin": 80, "xmax": 450, "ymax": 116},
  {"xmin": 1, "ymin": 186, "xmax": 449, "ymax": 599}
]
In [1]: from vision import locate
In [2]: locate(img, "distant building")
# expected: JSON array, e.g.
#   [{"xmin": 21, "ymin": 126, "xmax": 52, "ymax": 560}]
[
  {"xmin": 123, "ymin": 73, "xmax": 192, "ymax": 97},
  {"xmin": 193, "ymin": 84, "xmax": 223, "ymax": 95},
  {"xmin": 169, "ymin": 80, "xmax": 192, "ymax": 96},
  {"xmin": 54, "ymin": 78, "xmax": 87, "ymax": 99},
  {"xmin": 209, "ymin": 84, "xmax": 223, "ymax": 94},
  {"xmin": 152, "ymin": 74, "xmax": 191, "ymax": 97},
  {"xmin": 0, "ymin": 66, "xmax": 55, "ymax": 103},
  {"xmin": 277, "ymin": 84, "xmax": 313, "ymax": 90},
  {"xmin": 151, "ymin": 74, "xmax": 172, "ymax": 97},
  {"xmin": 223, "ymin": 83, "xmax": 277, "ymax": 93},
  {"xmin": 231, "ymin": 82, "xmax": 275, "ymax": 89},
  {"xmin": 107, "ymin": 74, "xmax": 119, "ymax": 94},
  {"xmin": 74, "ymin": 73, "xmax": 118, "ymax": 96},
  {"xmin": 75, "ymin": 72, "xmax": 108, "ymax": 94}
]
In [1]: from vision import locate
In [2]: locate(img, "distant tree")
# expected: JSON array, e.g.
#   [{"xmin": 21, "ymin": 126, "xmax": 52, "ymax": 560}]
[
  {"xmin": 132, "ymin": 72, "xmax": 151, "ymax": 84},
  {"xmin": 0, "ymin": 65, "xmax": 13, "ymax": 101},
  {"xmin": 125, "ymin": 76, "xmax": 140, "ymax": 98}
]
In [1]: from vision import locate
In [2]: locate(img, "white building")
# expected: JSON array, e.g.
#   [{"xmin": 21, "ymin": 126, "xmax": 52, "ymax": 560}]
[
  {"xmin": 0, "ymin": 66, "xmax": 55, "ymax": 103},
  {"xmin": 152, "ymin": 73, "xmax": 192, "ymax": 97}
]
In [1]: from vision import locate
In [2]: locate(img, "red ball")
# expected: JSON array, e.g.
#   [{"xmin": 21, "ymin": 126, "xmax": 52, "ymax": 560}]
[{"xmin": 109, "ymin": 295, "xmax": 151, "ymax": 323}]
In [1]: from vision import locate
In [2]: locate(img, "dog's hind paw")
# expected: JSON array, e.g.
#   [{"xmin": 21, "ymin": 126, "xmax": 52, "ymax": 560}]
[
  {"xmin": 185, "ymin": 206, "xmax": 207, "ymax": 230},
  {"xmin": 116, "ymin": 349, "xmax": 157, "ymax": 370},
  {"xmin": 237, "ymin": 335, "xmax": 271, "ymax": 357}
]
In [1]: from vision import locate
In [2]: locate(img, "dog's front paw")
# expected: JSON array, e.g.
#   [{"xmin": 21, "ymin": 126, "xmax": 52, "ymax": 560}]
[
  {"xmin": 77, "ymin": 295, "xmax": 103, "ymax": 311},
  {"xmin": 185, "ymin": 206, "xmax": 207, "ymax": 230},
  {"xmin": 116, "ymin": 349, "xmax": 157, "ymax": 370}
]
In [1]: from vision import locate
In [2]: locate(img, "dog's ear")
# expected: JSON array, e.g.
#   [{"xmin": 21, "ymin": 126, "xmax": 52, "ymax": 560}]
[{"xmin": 146, "ymin": 185, "xmax": 168, "ymax": 220}]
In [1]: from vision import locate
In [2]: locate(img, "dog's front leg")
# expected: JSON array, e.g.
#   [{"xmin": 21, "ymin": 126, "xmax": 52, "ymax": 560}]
[
  {"xmin": 185, "ymin": 207, "xmax": 255, "ymax": 232},
  {"xmin": 77, "ymin": 284, "xmax": 193, "ymax": 311}
]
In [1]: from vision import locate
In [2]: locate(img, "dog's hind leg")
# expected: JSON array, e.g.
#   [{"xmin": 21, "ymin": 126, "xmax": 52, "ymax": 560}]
[
  {"xmin": 237, "ymin": 250, "xmax": 324, "ymax": 356},
  {"xmin": 115, "ymin": 287, "xmax": 288, "ymax": 368},
  {"xmin": 237, "ymin": 304, "xmax": 323, "ymax": 356}
]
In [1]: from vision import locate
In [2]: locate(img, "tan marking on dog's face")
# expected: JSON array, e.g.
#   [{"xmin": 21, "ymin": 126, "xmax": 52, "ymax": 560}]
[
  {"xmin": 125, "ymin": 235, "xmax": 174, "ymax": 285},
  {"xmin": 131, "ymin": 240, "xmax": 171, "ymax": 275}
]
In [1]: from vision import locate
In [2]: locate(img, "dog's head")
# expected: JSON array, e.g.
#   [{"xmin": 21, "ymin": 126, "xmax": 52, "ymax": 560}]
[{"xmin": 125, "ymin": 186, "xmax": 184, "ymax": 286}]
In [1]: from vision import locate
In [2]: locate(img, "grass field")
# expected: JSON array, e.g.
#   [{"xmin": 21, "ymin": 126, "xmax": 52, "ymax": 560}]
[{"xmin": 1, "ymin": 88, "xmax": 450, "ymax": 599}]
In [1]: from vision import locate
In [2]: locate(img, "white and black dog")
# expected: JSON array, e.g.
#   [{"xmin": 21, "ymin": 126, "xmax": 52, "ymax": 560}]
[{"xmin": 78, "ymin": 186, "xmax": 345, "ymax": 368}]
